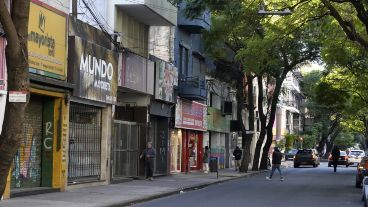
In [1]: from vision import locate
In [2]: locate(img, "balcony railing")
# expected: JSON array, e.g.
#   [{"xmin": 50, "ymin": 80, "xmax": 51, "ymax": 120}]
[{"xmin": 178, "ymin": 75, "xmax": 207, "ymax": 101}]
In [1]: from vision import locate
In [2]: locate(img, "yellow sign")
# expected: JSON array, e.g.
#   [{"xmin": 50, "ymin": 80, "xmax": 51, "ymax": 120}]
[{"xmin": 28, "ymin": 1, "xmax": 67, "ymax": 79}]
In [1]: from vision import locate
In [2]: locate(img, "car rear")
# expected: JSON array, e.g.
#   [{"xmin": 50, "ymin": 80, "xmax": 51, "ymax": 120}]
[
  {"xmin": 349, "ymin": 150, "xmax": 365, "ymax": 166},
  {"xmin": 294, "ymin": 149, "xmax": 319, "ymax": 168},
  {"xmin": 328, "ymin": 151, "xmax": 349, "ymax": 167}
]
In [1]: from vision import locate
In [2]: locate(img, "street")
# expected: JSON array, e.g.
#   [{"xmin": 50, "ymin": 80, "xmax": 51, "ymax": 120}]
[{"xmin": 134, "ymin": 162, "xmax": 362, "ymax": 207}]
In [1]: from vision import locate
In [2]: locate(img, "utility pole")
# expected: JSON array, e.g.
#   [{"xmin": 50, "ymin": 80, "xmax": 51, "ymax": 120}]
[{"xmin": 72, "ymin": 0, "xmax": 77, "ymax": 18}]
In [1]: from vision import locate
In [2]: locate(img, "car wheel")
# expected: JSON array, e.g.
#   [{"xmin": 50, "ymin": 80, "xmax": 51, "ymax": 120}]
[
  {"xmin": 328, "ymin": 164, "xmax": 331, "ymax": 167},
  {"xmin": 356, "ymin": 180, "xmax": 362, "ymax": 188},
  {"xmin": 294, "ymin": 164, "xmax": 299, "ymax": 168},
  {"xmin": 346, "ymin": 164, "xmax": 349, "ymax": 168}
]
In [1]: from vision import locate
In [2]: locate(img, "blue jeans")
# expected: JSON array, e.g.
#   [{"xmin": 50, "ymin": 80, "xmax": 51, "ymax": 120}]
[{"xmin": 269, "ymin": 165, "xmax": 282, "ymax": 178}]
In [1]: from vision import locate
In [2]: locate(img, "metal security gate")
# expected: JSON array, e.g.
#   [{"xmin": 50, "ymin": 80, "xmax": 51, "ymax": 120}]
[
  {"xmin": 68, "ymin": 103, "xmax": 102, "ymax": 183},
  {"xmin": 112, "ymin": 121, "xmax": 146, "ymax": 179},
  {"xmin": 11, "ymin": 99, "xmax": 43, "ymax": 189}
]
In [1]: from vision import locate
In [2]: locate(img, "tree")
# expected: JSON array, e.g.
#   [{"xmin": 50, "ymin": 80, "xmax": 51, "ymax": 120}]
[
  {"xmin": 0, "ymin": 0, "xmax": 30, "ymax": 198},
  {"xmin": 285, "ymin": 134, "xmax": 297, "ymax": 151}
]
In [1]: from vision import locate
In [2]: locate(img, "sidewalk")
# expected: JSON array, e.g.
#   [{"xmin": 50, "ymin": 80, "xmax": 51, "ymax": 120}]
[{"xmin": 0, "ymin": 169, "xmax": 265, "ymax": 207}]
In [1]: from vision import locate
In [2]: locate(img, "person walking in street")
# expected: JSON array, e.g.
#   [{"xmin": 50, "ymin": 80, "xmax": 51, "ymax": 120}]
[
  {"xmin": 203, "ymin": 146, "xmax": 209, "ymax": 173},
  {"xmin": 233, "ymin": 146, "xmax": 242, "ymax": 171},
  {"xmin": 140, "ymin": 142, "xmax": 156, "ymax": 181},
  {"xmin": 331, "ymin": 146, "xmax": 341, "ymax": 173},
  {"xmin": 266, "ymin": 147, "xmax": 284, "ymax": 181}
]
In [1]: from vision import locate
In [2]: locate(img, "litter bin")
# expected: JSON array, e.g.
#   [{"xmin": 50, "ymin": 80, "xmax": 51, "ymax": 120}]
[{"xmin": 209, "ymin": 157, "xmax": 218, "ymax": 173}]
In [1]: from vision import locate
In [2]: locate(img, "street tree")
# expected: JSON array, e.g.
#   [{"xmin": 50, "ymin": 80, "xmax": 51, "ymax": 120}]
[{"xmin": 0, "ymin": 0, "xmax": 30, "ymax": 198}]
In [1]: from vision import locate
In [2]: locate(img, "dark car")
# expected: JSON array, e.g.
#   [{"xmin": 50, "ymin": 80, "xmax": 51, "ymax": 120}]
[
  {"xmin": 328, "ymin": 151, "xmax": 349, "ymax": 167},
  {"xmin": 356, "ymin": 157, "xmax": 368, "ymax": 188},
  {"xmin": 294, "ymin": 149, "xmax": 320, "ymax": 168},
  {"xmin": 284, "ymin": 149, "xmax": 298, "ymax": 160}
]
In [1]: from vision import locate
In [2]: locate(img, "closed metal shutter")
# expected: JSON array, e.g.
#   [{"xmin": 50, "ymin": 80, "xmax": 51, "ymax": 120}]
[
  {"xmin": 68, "ymin": 103, "xmax": 102, "ymax": 183},
  {"xmin": 11, "ymin": 98, "xmax": 43, "ymax": 189}
]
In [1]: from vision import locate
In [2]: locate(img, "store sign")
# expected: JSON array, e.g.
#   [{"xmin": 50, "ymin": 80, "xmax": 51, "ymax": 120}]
[
  {"xmin": 120, "ymin": 52, "xmax": 154, "ymax": 95},
  {"xmin": 28, "ymin": 1, "xmax": 67, "ymax": 80},
  {"xmin": 68, "ymin": 36, "xmax": 118, "ymax": 103},
  {"xmin": 155, "ymin": 60, "xmax": 178, "ymax": 103},
  {"xmin": 9, "ymin": 91, "xmax": 27, "ymax": 103},
  {"xmin": 207, "ymin": 107, "xmax": 229, "ymax": 133},
  {"xmin": 175, "ymin": 97, "xmax": 207, "ymax": 131}
]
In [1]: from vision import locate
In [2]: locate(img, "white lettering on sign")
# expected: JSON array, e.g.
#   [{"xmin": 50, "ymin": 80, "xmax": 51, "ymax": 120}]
[
  {"xmin": 80, "ymin": 54, "xmax": 113, "ymax": 81},
  {"xmin": 44, "ymin": 122, "xmax": 53, "ymax": 150}
]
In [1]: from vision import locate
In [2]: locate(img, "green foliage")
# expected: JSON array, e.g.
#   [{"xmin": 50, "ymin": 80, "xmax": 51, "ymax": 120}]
[
  {"xmin": 300, "ymin": 134, "xmax": 317, "ymax": 149},
  {"xmin": 285, "ymin": 134, "xmax": 297, "ymax": 151},
  {"xmin": 334, "ymin": 131, "xmax": 355, "ymax": 150}
]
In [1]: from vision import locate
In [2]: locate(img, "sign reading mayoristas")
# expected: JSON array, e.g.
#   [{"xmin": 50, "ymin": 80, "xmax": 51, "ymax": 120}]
[
  {"xmin": 68, "ymin": 36, "xmax": 117, "ymax": 103},
  {"xmin": 28, "ymin": 1, "xmax": 67, "ymax": 80}
]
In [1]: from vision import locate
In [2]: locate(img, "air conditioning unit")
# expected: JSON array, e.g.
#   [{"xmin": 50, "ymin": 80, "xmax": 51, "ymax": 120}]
[{"xmin": 222, "ymin": 101, "xmax": 232, "ymax": 115}]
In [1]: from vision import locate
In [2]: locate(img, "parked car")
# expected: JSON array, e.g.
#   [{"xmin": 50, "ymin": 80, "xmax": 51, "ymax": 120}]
[
  {"xmin": 361, "ymin": 176, "xmax": 368, "ymax": 206},
  {"xmin": 349, "ymin": 150, "xmax": 365, "ymax": 166},
  {"xmin": 284, "ymin": 149, "xmax": 298, "ymax": 160},
  {"xmin": 356, "ymin": 157, "xmax": 368, "ymax": 188},
  {"xmin": 294, "ymin": 149, "xmax": 320, "ymax": 168},
  {"xmin": 328, "ymin": 151, "xmax": 349, "ymax": 167}
]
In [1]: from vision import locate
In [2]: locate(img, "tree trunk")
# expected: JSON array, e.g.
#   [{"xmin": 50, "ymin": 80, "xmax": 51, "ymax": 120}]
[
  {"xmin": 260, "ymin": 72, "xmax": 287, "ymax": 170},
  {"xmin": 322, "ymin": 127, "xmax": 341, "ymax": 159},
  {"xmin": 0, "ymin": 0, "xmax": 30, "ymax": 198},
  {"xmin": 252, "ymin": 75, "xmax": 267, "ymax": 171},
  {"xmin": 240, "ymin": 73, "xmax": 255, "ymax": 173}
]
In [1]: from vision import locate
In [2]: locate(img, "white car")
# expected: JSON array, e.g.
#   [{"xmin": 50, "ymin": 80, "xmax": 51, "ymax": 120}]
[{"xmin": 349, "ymin": 150, "xmax": 365, "ymax": 166}]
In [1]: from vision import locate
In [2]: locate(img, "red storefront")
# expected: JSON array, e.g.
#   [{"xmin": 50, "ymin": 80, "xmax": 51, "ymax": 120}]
[{"xmin": 173, "ymin": 97, "xmax": 207, "ymax": 172}]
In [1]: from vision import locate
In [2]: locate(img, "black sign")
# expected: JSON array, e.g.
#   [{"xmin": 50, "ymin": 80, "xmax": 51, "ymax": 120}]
[{"xmin": 68, "ymin": 36, "xmax": 118, "ymax": 103}]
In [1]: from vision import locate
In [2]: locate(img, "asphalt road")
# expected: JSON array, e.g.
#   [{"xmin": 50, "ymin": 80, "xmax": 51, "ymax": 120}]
[{"xmin": 133, "ymin": 162, "xmax": 362, "ymax": 207}]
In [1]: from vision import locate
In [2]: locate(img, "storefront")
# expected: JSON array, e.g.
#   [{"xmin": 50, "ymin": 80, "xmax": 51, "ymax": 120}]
[
  {"xmin": 112, "ymin": 51, "xmax": 154, "ymax": 179},
  {"xmin": 6, "ymin": 1, "xmax": 69, "ymax": 198},
  {"xmin": 174, "ymin": 97, "xmax": 207, "ymax": 172},
  {"xmin": 149, "ymin": 59, "xmax": 178, "ymax": 175},
  {"xmin": 67, "ymin": 22, "xmax": 117, "ymax": 185}
]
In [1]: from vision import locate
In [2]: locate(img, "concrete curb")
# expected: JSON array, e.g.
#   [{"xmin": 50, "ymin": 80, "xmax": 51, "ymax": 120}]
[{"xmin": 109, "ymin": 170, "xmax": 267, "ymax": 207}]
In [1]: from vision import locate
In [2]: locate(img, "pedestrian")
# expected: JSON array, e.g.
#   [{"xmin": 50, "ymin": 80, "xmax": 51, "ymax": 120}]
[
  {"xmin": 233, "ymin": 146, "xmax": 242, "ymax": 171},
  {"xmin": 140, "ymin": 142, "xmax": 156, "ymax": 181},
  {"xmin": 203, "ymin": 146, "xmax": 209, "ymax": 173},
  {"xmin": 331, "ymin": 145, "xmax": 340, "ymax": 173},
  {"xmin": 266, "ymin": 147, "xmax": 284, "ymax": 181}
]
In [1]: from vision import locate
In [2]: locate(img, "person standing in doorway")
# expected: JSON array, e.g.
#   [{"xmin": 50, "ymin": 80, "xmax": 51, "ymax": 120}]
[
  {"xmin": 140, "ymin": 142, "xmax": 156, "ymax": 180},
  {"xmin": 203, "ymin": 146, "xmax": 209, "ymax": 173},
  {"xmin": 266, "ymin": 147, "xmax": 284, "ymax": 181},
  {"xmin": 233, "ymin": 146, "xmax": 242, "ymax": 171},
  {"xmin": 331, "ymin": 146, "xmax": 341, "ymax": 173}
]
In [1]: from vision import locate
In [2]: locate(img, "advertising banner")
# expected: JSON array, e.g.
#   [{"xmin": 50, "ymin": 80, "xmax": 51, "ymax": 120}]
[
  {"xmin": 68, "ymin": 36, "xmax": 118, "ymax": 104},
  {"xmin": 175, "ymin": 97, "xmax": 207, "ymax": 131},
  {"xmin": 28, "ymin": 1, "xmax": 67, "ymax": 80},
  {"xmin": 207, "ymin": 107, "xmax": 230, "ymax": 133},
  {"xmin": 155, "ymin": 60, "xmax": 178, "ymax": 103},
  {"xmin": 120, "ymin": 52, "xmax": 154, "ymax": 95}
]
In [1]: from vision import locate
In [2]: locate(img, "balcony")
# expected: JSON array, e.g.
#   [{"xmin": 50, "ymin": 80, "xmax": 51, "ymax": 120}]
[
  {"xmin": 113, "ymin": 0, "xmax": 177, "ymax": 26},
  {"xmin": 178, "ymin": 75, "xmax": 207, "ymax": 101},
  {"xmin": 178, "ymin": 2, "xmax": 210, "ymax": 33}
]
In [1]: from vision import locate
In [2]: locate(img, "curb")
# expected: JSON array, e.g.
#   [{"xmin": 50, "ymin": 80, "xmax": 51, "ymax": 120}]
[{"xmin": 109, "ymin": 170, "xmax": 267, "ymax": 207}]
